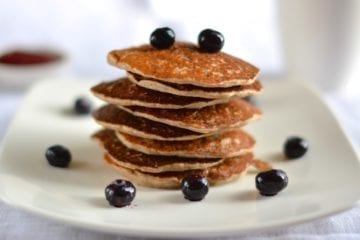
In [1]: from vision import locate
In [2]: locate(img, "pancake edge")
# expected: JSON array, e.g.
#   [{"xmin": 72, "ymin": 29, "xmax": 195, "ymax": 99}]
[
  {"xmin": 91, "ymin": 90, "xmax": 234, "ymax": 109},
  {"xmin": 118, "ymin": 105, "xmax": 262, "ymax": 134},
  {"xmin": 104, "ymin": 153, "xmax": 250, "ymax": 189},
  {"xmin": 127, "ymin": 72, "xmax": 262, "ymax": 99},
  {"xmin": 115, "ymin": 130, "xmax": 255, "ymax": 158}
]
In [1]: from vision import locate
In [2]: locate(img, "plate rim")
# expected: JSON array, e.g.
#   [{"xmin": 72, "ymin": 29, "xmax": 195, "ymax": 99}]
[{"xmin": 0, "ymin": 190, "xmax": 358, "ymax": 238}]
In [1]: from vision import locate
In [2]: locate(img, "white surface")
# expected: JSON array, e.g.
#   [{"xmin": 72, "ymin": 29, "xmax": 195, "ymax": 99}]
[
  {"xmin": 278, "ymin": 0, "xmax": 360, "ymax": 92},
  {"xmin": 0, "ymin": 80, "xmax": 360, "ymax": 239}
]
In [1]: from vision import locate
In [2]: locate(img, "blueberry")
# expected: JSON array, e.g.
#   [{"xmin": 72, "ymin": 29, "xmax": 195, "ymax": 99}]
[
  {"xmin": 198, "ymin": 29, "xmax": 224, "ymax": 53},
  {"xmin": 181, "ymin": 175, "xmax": 209, "ymax": 201},
  {"xmin": 105, "ymin": 179, "xmax": 136, "ymax": 207},
  {"xmin": 150, "ymin": 27, "xmax": 175, "ymax": 49},
  {"xmin": 284, "ymin": 137, "xmax": 308, "ymax": 159},
  {"xmin": 256, "ymin": 169, "xmax": 288, "ymax": 196},
  {"xmin": 74, "ymin": 97, "xmax": 92, "ymax": 115},
  {"xmin": 45, "ymin": 145, "xmax": 71, "ymax": 168}
]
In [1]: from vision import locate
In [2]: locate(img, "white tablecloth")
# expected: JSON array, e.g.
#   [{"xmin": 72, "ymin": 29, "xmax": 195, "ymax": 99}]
[{"xmin": 0, "ymin": 91, "xmax": 359, "ymax": 240}]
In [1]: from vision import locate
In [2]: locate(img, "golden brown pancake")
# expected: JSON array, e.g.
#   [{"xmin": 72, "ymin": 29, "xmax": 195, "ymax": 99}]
[
  {"xmin": 119, "ymin": 98, "xmax": 262, "ymax": 133},
  {"xmin": 93, "ymin": 105, "xmax": 213, "ymax": 141},
  {"xmin": 115, "ymin": 129, "xmax": 255, "ymax": 158},
  {"xmin": 127, "ymin": 72, "xmax": 263, "ymax": 99},
  {"xmin": 91, "ymin": 78, "xmax": 232, "ymax": 109},
  {"xmin": 108, "ymin": 42, "xmax": 259, "ymax": 88},
  {"xmin": 104, "ymin": 152, "xmax": 253, "ymax": 189},
  {"xmin": 93, "ymin": 129, "xmax": 224, "ymax": 173}
]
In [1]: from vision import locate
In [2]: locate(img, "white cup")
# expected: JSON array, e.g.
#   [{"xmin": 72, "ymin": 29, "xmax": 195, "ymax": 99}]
[{"xmin": 278, "ymin": 0, "xmax": 360, "ymax": 92}]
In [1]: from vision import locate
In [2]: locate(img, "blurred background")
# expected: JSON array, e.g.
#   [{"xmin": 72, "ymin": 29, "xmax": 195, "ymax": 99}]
[
  {"xmin": 0, "ymin": 0, "xmax": 283, "ymax": 86},
  {"xmin": 0, "ymin": 0, "xmax": 359, "ymax": 93},
  {"xmin": 0, "ymin": 0, "xmax": 360, "ymax": 142}
]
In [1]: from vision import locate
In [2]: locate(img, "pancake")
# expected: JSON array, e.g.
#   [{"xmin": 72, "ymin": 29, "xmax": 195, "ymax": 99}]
[
  {"xmin": 128, "ymin": 72, "xmax": 263, "ymax": 99},
  {"xmin": 93, "ymin": 104, "xmax": 214, "ymax": 141},
  {"xmin": 115, "ymin": 129, "xmax": 255, "ymax": 158},
  {"xmin": 108, "ymin": 42, "xmax": 259, "ymax": 88},
  {"xmin": 91, "ymin": 78, "xmax": 231, "ymax": 109},
  {"xmin": 104, "ymin": 152, "xmax": 253, "ymax": 189},
  {"xmin": 93, "ymin": 129, "xmax": 225, "ymax": 173},
  {"xmin": 119, "ymin": 98, "xmax": 262, "ymax": 133}
]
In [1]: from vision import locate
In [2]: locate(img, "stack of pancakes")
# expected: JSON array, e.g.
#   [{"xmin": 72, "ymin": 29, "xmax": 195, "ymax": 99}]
[{"xmin": 91, "ymin": 42, "xmax": 265, "ymax": 189}]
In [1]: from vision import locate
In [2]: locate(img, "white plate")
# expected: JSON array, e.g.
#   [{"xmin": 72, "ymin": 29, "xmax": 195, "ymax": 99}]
[{"xmin": 1, "ymin": 79, "xmax": 360, "ymax": 238}]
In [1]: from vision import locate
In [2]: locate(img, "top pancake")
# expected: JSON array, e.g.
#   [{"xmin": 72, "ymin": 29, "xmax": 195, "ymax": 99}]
[{"xmin": 108, "ymin": 42, "xmax": 259, "ymax": 88}]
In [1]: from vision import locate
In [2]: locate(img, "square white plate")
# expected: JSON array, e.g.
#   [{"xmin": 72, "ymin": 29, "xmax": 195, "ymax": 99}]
[{"xmin": 1, "ymin": 79, "xmax": 360, "ymax": 238}]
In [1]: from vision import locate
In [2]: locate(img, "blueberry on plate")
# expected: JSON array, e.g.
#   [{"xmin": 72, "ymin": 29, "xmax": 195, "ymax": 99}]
[
  {"xmin": 45, "ymin": 145, "xmax": 71, "ymax": 168},
  {"xmin": 256, "ymin": 169, "xmax": 288, "ymax": 196},
  {"xmin": 74, "ymin": 96, "xmax": 92, "ymax": 115},
  {"xmin": 150, "ymin": 27, "xmax": 175, "ymax": 49},
  {"xmin": 105, "ymin": 179, "xmax": 136, "ymax": 207},
  {"xmin": 181, "ymin": 175, "xmax": 209, "ymax": 201},
  {"xmin": 198, "ymin": 29, "xmax": 224, "ymax": 53},
  {"xmin": 284, "ymin": 136, "xmax": 308, "ymax": 159}
]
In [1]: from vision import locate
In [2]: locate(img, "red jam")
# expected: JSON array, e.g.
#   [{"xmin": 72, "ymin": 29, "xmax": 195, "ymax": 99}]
[{"xmin": 0, "ymin": 50, "xmax": 61, "ymax": 65}]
